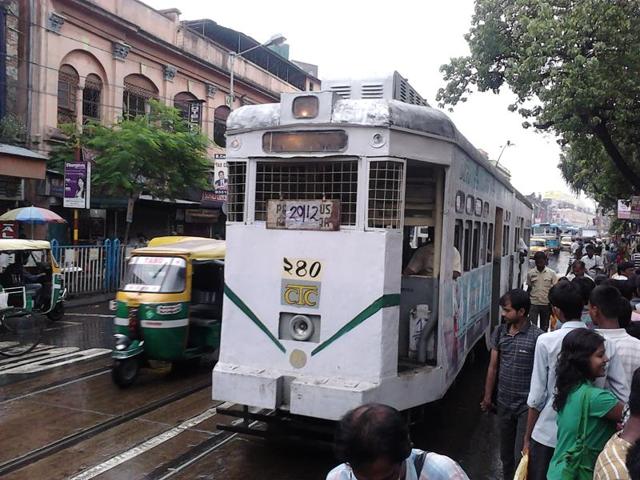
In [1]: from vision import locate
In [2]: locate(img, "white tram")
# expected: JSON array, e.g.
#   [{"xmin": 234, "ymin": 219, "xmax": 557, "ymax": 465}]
[{"xmin": 212, "ymin": 79, "xmax": 533, "ymax": 422}]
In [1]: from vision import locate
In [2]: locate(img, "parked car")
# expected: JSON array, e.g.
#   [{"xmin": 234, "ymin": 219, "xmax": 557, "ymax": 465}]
[{"xmin": 561, "ymin": 235, "xmax": 573, "ymax": 251}]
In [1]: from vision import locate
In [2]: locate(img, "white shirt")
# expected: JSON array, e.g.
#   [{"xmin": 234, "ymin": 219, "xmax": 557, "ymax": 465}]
[
  {"xmin": 596, "ymin": 328, "xmax": 640, "ymax": 387},
  {"xmin": 581, "ymin": 254, "xmax": 604, "ymax": 275},
  {"xmin": 611, "ymin": 273, "xmax": 628, "ymax": 280},
  {"xmin": 571, "ymin": 241, "xmax": 580, "ymax": 254},
  {"xmin": 527, "ymin": 321, "xmax": 629, "ymax": 447},
  {"xmin": 565, "ymin": 273, "xmax": 594, "ymax": 281}
]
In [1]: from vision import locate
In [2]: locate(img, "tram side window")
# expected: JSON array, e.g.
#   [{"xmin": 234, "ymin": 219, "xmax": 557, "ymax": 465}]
[
  {"xmin": 472, "ymin": 221, "xmax": 480, "ymax": 269},
  {"xmin": 524, "ymin": 228, "xmax": 531, "ymax": 246},
  {"xmin": 502, "ymin": 225, "xmax": 510, "ymax": 256},
  {"xmin": 454, "ymin": 220, "xmax": 463, "ymax": 252},
  {"xmin": 487, "ymin": 223, "xmax": 494, "ymax": 263},
  {"xmin": 514, "ymin": 226, "xmax": 520, "ymax": 253},
  {"xmin": 481, "ymin": 222, "xmax": 487, "ymax": 266},
  {"xmin": 463, "ymin": 220, "xmax": 472, "ymax": 272}
]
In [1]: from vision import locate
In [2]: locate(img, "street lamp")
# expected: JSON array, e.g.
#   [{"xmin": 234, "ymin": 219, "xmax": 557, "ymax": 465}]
[
  {"xmin": 496, "ymin": 140, "xmax": 514, "ymax": 167},
  {"xmin": 228, "ymin": 33, "xmax": 287, "ymax": 109}
]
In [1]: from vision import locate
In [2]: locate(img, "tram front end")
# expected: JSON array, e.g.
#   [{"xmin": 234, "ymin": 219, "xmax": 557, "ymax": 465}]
[{"xmin": 212, "ymin": 92, "xmax": 416, "ymax": 421}]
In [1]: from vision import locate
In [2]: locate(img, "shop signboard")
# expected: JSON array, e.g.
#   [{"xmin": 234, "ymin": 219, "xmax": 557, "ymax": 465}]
[
  {"xmin": 64, "ymin": 162, "xmax": 91, "ymax": 209},
  {"xmin": 1, "ymin": 222, "xmax": 16, "ymax": 238},
  {"xmin": 618, "ymin": 199, "xmax": 631, "ymax": 219}
]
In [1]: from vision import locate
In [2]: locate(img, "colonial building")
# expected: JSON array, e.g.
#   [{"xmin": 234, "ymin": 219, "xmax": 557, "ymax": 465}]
[{"xmin": 1, "ymin": 0, "xmax": 320, "ymax": 241}]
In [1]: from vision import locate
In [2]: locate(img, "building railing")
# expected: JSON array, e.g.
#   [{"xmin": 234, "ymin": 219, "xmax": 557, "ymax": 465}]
[{"xmin": 50, "ymin": 239, "xmax": 135, "ymax": 296}]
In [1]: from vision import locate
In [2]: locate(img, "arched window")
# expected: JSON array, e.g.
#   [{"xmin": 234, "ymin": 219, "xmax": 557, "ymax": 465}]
[
  {"xmin": 82, "ymin": 74, "xmax": 102, "ymax": 122},
  {"xmin": 123, "ymin": 74, "xmax": 158, "ymax": 119},
  {"xmin": 57, "ymin": 64, "xmax": 79, "ymax": 125},
  {"xmin": 174, "ymin": 91, "xmax": 202, "ymax": 130},
  {"xmin": 213, "ymin": 106, "xmax": 230, "ymax": 147}
]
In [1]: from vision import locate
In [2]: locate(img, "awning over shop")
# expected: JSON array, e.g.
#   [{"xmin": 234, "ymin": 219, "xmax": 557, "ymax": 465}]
[{"xmin": 0, "ymin": 144, "xmax": 47, "ymax": 180}]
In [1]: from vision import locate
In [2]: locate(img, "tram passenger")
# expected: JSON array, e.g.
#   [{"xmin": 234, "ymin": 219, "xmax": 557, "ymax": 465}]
[
  {"xmin": 326, "ymin": 403, "xmax": 470, "ymax": 480},
  {"xmin": 403, "ymin": 238, "xmax": 462, "ymax": 280}
]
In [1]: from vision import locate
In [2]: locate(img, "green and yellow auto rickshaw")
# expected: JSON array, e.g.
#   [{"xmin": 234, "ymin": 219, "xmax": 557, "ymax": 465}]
[
  {"xmin": 0, "ymin": 239, "xmax": 66, "ymax": 356},
  {"xmin": 111, "ymin": 236, "xmax": 225, "ymax": 387}
]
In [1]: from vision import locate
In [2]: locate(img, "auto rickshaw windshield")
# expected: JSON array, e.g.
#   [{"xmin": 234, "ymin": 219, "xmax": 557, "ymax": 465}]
[{"xmin": 123, "ymin": 256, "xmax": 186, "ymax": 293}]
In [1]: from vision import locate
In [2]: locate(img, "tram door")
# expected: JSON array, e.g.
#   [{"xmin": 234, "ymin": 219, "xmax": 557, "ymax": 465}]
[{"xmin": 491, "ymin": 207, "xmax": 504, "ymax": 328}]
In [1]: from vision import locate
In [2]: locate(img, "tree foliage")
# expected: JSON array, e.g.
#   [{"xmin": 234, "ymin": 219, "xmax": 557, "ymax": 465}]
[
  {"xmin": 51, "ymin": 101, "xmax": 210, "ymax": 196},
  {"xmin": 49, "ymin": 101, "xmax": 211, "ymax": 242},
  {"xmin": 437, "ymin": 0, "xmax": 640, "ymax": 207}
]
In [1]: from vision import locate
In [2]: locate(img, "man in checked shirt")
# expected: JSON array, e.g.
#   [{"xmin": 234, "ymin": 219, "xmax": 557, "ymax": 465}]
[{"xmin": 480, "ymin": 289, "xmax": 543, "ymax": 480}]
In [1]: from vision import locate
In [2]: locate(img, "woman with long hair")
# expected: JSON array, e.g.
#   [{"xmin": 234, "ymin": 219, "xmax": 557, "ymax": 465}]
[{"xmin": 547, "ymin": 329, "xmax": 624, "ymax": 479}]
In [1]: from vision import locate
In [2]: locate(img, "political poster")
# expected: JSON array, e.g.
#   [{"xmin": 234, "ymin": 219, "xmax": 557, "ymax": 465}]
[
  {"xmin": 64, "ymin": 162, "xmax": 91, "ymax": 209},
  {"xmin": 201, "ymin": 154, "xmax": 227, "ymax": 206}
]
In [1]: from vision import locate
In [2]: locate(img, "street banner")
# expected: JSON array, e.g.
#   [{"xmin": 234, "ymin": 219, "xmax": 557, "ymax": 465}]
[
  {"xmin": 64, "ymin": 162, "xmax": 91, "ymax": 209},
  {"xmin": 618, "ymin": 199, "xmax": 631, "ymax": 219}
]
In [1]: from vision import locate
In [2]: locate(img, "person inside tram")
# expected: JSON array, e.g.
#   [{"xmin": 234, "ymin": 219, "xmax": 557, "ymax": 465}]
[{"xmin": 403, "ymin": 227, "xmax": 461, "ymax": 280}]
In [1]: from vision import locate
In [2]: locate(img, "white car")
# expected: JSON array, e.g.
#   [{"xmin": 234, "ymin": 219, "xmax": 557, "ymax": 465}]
[{"xmin": 561, "ymin": 236, "xmax": 573, "ymax": 251}]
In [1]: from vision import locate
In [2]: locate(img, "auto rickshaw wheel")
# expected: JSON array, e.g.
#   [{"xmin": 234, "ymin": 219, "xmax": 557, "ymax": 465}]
[
  {"xmin": 47, "ymin": 302, "xmax": 65, "ymax": 321},
  {"xmin": 112, "ymin": 358, "xmax": 140, "ymax": 388}
]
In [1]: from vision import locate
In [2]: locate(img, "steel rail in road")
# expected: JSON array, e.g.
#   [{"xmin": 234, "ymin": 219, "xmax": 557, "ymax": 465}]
[
  {"xmin": 0, "ymin": 366, "xmax": 110, "ymax": 404},
  {"xmin": 0, "ymin": 380, "xmax": 212, "ymax": 477}
]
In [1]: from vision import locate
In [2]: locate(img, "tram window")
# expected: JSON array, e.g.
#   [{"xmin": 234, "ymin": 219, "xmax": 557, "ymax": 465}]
[
  {"xmin": 503, "ymin": 225, "xmax": 510, "ymax": 256},
  {"xmin": 472, "ymin": 221, "xmax": 480, "ymax": 269},
  {"xmin": 368, "ymin": 160, "xmax": 404, "ymax": 229},
  {"xmin": 481, "ymin": 223, "xmax": 487, "ymax": 266},
  {"xmin": 254, "ymin": 160, "xmax": 358, "ymax": 226},
  {"xmin": 463, "ymin": 220, "xmax": 472, "ymax": 272},
  {"xmin": 454, "ymin": 220, "xmax": 463, "ymax": 251},
  {"xmin": 227, "ymin": 161, "xmax": 247, "ymax": 222},
  {"xmin": 487, "ymin": 223, "xmax": 494, "ymax": 263},
  {"xmin": 514, "ymin": 227, "xmax": 519, "ymax": 253},
  {"xmin": 524, "ymin": 228, "xmax": 531, "ymax": 245}
]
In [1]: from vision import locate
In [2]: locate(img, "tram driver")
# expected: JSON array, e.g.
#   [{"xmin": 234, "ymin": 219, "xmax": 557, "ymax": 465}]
[{"xmin": 403, "ymin": 229, "xmax": 461, "ymax": 280}]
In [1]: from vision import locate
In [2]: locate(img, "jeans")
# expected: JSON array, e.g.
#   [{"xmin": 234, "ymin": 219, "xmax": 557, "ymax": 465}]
[
  {"xmin": 527, "ymin": 438, "xmax": 555, "ymax": 480},
  {"xmin": 497, "ymin": 406, "xmax": 528, "ymax": 480},
  {"xmin": 529, "ymin": 304, "xmax": 551, "ymax": 332}
]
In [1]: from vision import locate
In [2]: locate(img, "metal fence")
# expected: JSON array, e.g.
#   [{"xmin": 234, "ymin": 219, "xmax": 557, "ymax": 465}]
[{"xmin": 51, "ymin": 239, "xmax": 134, "ymax": 296}]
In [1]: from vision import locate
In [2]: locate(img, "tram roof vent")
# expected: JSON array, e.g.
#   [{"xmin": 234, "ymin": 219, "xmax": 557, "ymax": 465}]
[{"xmin": 323, "ymin": 71, "xmax": 429, "ymax": 106}]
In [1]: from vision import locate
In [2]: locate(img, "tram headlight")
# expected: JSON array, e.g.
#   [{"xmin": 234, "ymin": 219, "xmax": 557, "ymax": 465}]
[
  {"xmin": 289, "ymin": 314, "xmax": 314, "ymax": 341},
  {"xmin": 292, "ymin": 96, "xmax": 319, "ymax": 119}
]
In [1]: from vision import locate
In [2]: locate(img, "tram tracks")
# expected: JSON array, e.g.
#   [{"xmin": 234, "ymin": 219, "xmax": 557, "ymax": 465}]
[
  {"xmin": 0, "ymin": 380, "xmax": 211, "ymax": 477},
  {"xmin": 0, "ymin": 366, "xmax": 110, "ymax": 404}
]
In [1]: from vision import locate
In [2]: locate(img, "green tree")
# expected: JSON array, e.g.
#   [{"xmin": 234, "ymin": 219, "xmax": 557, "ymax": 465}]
[
  {"xmin": 437, "ymin": 0, "xmax": 640, "ymax": 202},
  {"xmin": 50, "ymin": 101, "xmax": 210, "ymax": 243}
]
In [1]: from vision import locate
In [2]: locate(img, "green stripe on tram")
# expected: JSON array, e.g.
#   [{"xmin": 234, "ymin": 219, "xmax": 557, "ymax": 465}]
[
  {"xmin": 311, "ymin": 293, "xmax": 400, "ymax": 357},
  {"xmin": 224, "ymin": 284, "xmax": 287, "ymax": 354}
]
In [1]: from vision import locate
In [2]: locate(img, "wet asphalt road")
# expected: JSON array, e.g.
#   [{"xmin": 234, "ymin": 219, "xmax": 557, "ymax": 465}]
[{"xmin": 2, "ymin": 251, "xmax": 572, "ymax": 479}]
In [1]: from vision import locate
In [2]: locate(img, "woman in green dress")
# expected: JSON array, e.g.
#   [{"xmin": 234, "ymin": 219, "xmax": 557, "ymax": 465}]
[{"xmin": 547, "ymin": 329, "xmax": 624, "ymax": 479}]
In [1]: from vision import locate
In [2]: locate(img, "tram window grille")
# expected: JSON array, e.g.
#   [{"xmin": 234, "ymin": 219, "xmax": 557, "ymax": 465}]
[
  {"xmin": 368, "ymin": 161, "xmax": 404, "ymax": 229},
  {"xmin": 254, "ymin": 160, "xmax": 358, "ymax": 225},
  {"xmin": 227, "ymin": 162, "xmax": 247, "ymax": 222}
]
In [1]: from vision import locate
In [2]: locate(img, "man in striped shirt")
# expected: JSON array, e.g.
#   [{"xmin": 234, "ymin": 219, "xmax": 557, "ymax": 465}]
[{"xmin": 594, "ymin": 368, "xmax": 640, "ymax": 480}]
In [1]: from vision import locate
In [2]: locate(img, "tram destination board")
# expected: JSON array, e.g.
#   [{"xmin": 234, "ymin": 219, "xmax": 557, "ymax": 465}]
[{"xmin": 266, "ymin": 199, "xmax": 340, "ymax": 231}]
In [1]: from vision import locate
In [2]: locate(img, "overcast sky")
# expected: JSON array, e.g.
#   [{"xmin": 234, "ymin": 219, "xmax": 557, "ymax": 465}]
[{"xmin": 145, "ymin": 0, "xmax": 586, "ymax": 203}]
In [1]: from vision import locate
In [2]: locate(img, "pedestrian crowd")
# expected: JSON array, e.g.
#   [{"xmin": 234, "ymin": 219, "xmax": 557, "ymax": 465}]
[
  {"xmin": 324, "ymin": 237, "xmax": 640, "ymax": 480},
  {"xmin": 481, "ymin": 236, "xmax": 640, "ymax": 479}
]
